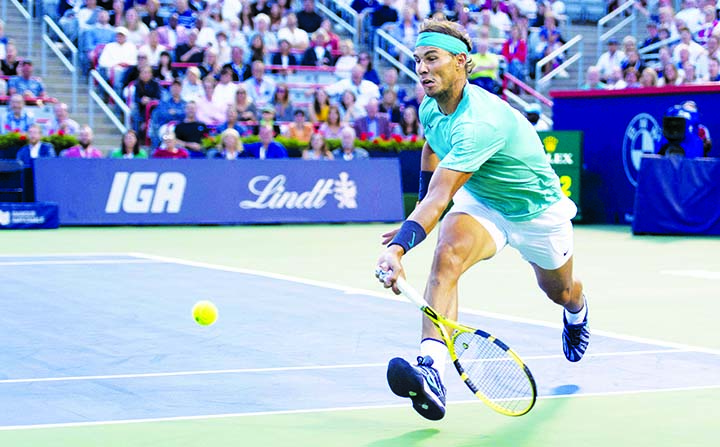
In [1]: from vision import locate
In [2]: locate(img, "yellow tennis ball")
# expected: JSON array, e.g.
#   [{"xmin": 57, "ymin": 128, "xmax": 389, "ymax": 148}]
[{"xmin": 192, "ymin": 300, "xmax": 218, "ymax": 326}]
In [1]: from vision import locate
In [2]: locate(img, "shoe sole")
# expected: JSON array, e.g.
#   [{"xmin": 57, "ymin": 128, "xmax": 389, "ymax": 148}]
[{"xmin": 387, "ymin": 358, "xmax": 445, "ymax": 421}]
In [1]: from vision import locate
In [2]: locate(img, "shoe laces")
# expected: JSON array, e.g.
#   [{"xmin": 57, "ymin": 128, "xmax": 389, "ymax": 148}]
[{"xmin": 565, "ymin": 322, "xmax": 587, "ymax": 345}]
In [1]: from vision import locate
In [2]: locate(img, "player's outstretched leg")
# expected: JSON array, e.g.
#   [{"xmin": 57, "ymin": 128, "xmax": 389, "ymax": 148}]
[
  {"xmin": 386, "ymin": 355, "xmax": 447, "ymax": 420},
  {"xmin": 562, "ymin": 298, "xmax": 590, "ymax": 362}
]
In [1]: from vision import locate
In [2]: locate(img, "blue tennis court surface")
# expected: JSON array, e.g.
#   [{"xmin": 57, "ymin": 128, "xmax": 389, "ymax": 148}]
[{"xmin": 1, "ymin": 254, "xmax": 719, "ymax": 428}]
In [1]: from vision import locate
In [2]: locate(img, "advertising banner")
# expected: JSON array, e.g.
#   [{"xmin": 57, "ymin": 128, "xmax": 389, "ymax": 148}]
[
  {"xmin": 0, "ymin": 202, "xmax": 59, "ymax": 229},
  {"xmin": 34, "ymin": 159, "xmax": 404, "ymax": 225},
  {"xmin": 538, "ymin": 130, "xmax": 583, "ymax": 220}
]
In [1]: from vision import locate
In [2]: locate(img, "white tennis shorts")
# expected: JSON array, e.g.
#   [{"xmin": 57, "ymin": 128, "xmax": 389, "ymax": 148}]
[{"xmin": 449, "ymin": 188, "xmax": 578, "ymax": 270}]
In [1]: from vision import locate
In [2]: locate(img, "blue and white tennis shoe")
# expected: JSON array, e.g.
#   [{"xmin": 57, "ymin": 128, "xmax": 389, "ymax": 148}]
[
  {"xmin": 387, "ymin": 355, "xmax": 446, "ymax": 420},
  {"xmin": 562, "ymin": 303, "xmax": 591, "ymax": 362}
]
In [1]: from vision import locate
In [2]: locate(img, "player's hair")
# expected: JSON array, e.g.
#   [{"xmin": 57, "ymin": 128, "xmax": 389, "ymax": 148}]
[{"xmin": 417, "ymin": 18, "xmax": 474, "ymax": 75}]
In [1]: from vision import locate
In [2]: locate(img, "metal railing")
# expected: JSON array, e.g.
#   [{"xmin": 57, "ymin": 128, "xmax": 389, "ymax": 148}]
[
  {"xmin": 4, "ymin": 0, "xmax": 34, "ymax": 57},
  {"xmin": 535, "ymin": 35, "xmax": 584, "ymax": 89},
  {"xmin": 596, "ymin": 0, "xmax": 637, "ymax": 60},
  {"xmin": 374, "ymin": 28, "xmax": 419, "ymax": 85},
  {"xmin": 41, "ymin": 15, "xmax": 78, "ymax": 112},
  {"xmin": 316, "ymin": 0, "xmax": 360, "ymax": 48},
  {"xmin": 88, "ymin": 70, "xmax": 130, "ymax": 134}
]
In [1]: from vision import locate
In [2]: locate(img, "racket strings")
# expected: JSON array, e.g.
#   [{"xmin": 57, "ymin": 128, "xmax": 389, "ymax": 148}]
[{"xmin": 453, "ymin": 331, "xmax": 535, "ymax": 414}]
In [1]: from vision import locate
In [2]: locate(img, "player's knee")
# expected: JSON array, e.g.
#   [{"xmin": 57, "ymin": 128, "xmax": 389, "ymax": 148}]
[{"xmin": 431, "ymin": 241, "xmax": 464, "ymax": 278}]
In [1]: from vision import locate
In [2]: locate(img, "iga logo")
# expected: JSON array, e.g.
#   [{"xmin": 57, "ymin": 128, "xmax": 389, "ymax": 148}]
[
  {"xmin": 105, "ymin": 172, "xmax": 186, "ymax": 214},
  {"xmin": 623, "ymin": 113, "xmax": 662, "ymax": 187}
]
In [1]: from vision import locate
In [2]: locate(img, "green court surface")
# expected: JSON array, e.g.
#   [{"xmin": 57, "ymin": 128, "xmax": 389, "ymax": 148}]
[{"xmin": 0, "ymin": 224, "xmax": 718, "ymax": 446}]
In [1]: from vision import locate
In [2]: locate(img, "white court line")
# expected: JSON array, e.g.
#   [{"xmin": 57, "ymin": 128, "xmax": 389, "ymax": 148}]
[
  {"xmin": 0, "ymin": 260, "xmax": 159, "ymax": 267},
  {"xmin": 1, "ymin": 384, "xmax": 719, "ymax": 431},
  {"xmin": 0, "ymin": 349, "xmax": 695, "ymax": 385},
  {"xmin": 661, "ymin": 269, "xmax": 720, "ymax": 280},
  {"xmin": 0, "ymin": 252, "xmax": 134, "ymax": 258},
  {"xmin": 129, "ymin": 252, "xmax": 720, "ymax": 357}
]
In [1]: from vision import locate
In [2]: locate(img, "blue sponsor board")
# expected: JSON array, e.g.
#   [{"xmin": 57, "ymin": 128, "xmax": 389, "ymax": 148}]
[
  {"xmin": 34, "ymin": 159, "xmax": 404, "ymax": 225},
  {"xmin": 0, "ymin": 202, "xmax": 59, "ymax": 229},
  {"xmin": 552, "ymin": 85, "xmax": 720, "ymax": 224}
]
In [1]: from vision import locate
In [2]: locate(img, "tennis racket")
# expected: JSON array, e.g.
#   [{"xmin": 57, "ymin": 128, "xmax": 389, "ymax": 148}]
[{"xmin": 377, "ymin": 269, "xmax": 537, "ymax": 416}]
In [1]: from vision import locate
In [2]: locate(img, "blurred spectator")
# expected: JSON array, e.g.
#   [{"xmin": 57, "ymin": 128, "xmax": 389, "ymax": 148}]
[
  {"xmin": 357, "ymin": 51, "xmax": 381, "ymax": 85},
  {"xmin": 380, "ymin": 67, "xmax": 407, "ymax": 104},
  {"xmin": 403, "ymin": 83, "xmax": 425, "ymax": 112},
  {"xmin": 1, "ymin": 42, "xmax": 19, "ymax": 76},
  {"xmin": 221, "ymin": 0, "xmax": 243, "ymax": 22},
  {"xmin": 176, "ymin": 28, "xmax": 205, "ymax": 64},
  {"xmin": 708, "ymin": 58, "xmax": 720, "ymax": 82},
  {"xmin": 0, "ymin": 19, "xmax": 7, "ymax": 60},
  {"xmin": 254, "ymin": 106, "xmax": 281, "ymax": 135},
  {"xmin": 623, "ymin": 67, "xmax": 642, "ymax": 88},
  {"xmin": 244, "ymin": 125, "xmax": 288, "ymax": 159},
  {"xmin": 675, "ymin": 0, "xmax": 704, "ymax": 34},
  {"xmin": 98, "ymin": 27, "xmax": 138, "ymax": 89},
  {"xmin": 469, "ymin": 39, "xmax": 501, "ymax": 94},
  {"xmin": 226, "ymin": 18, "xmax": 248, "ymax": 52},
  {"xmin": 235, "ymin": 86, "xmax": 258, "ymax": 123},
  {"xmin": 2, "ymin": 94, "xmax": 35, "ymax": 133},
  {"xmin": 318, "ymin": 105, "xmax": 344, "ymax": 140},
  {"xmin": 673, "ymin": 27, "xmax": 705, "ymax": 64},
  {"xmin": 333, "ymin": 39, "xmax": 358, "ymax": 80},
  {"xmin": 174, "ymin": 101, "xmax": 210, "ymax": 156},
  {"xmin": 696, "ymin": 5, "xmax": 718, "ymax": 44},
  {"xmin": 309, "ymin": 88, "xmax": 331, "ymax": 124},
  {"xmin": 124, "ymin": 7, "xmax": 149, "ymax": 47},
  {"xmin": 198, "ymin": 48, "xmax": 222, "ymax": 79},
  {"xmin": 379, "ymin": 89, "xmax": 402, "ymax": 124},
  {"xmin": 302, "ymin": 132, "xmax": 334, "ymax": 160},
  {"xmin": 680, "ymin": 61, "xmax": 699, "ymax": 84},
  {"xmin": 269, "ymin": 2, "xmax": 284, "ymax": 31},
  {"xmin": 621, "ymin": 49, "xmax": 646, "ymax": 74},
  {"xmin": 139, "ymin": 29, "xmax": 167, "ymax": 67},
  {"xmin": 110, "ymin": 130, "xmax": 149, "ymax": 158},
  {"xmin": 339, "ymin": 89, "xmax": 366, "ymax": 124},
  {"xmin": 132, "ymin": 65, "xmax": 162, "ymax": 139},
  {"xmin": 396, "ymin": 105, "xmax": 423, "ymax": 139},
  {"xmin": 16, "ymin": 124, "xmax": 55, "ymax": 167},
  {"xmin": 154, "ymin": 51, "xmax": 179, "ymax": 82},
  {"xmin": 173, "ymin": 0, "xmax": 197, "ymax": 29},
  {"xmin": 284, "ymin": 109, "xmax": 314, "ymax": 143},
  {"xmin": 390, "ymin": 7, "xmax": 420, "ymax": 68},
  {"xmin": 59, "ymin": 0, "xmax": 100, "ymax": 45},
  {"xmin": 372, "ymin": 0, "xmax": 399, "ymax": 28},
  {"xmin": 224, "ymin": 46, "xmax": 251, "ymax": 82},
  {"xmin": 152, "ymin": 130, "xmax": 190, "ymax": 159},
  {"xmin": 251, "ymin": 13, "xmax": 278, "ymax": 53},
  {"xmin": 180, "ymin": 66, "xmax": 203, "ymax": 102},
  {"xmin": 150, "ymin": 78, "xmax": 186, "ymax": 148},
  {"xmin": 120, "ymin": 50, "xmax": 152, "ymax": 92},
  {"xmin": 350, "ymin": 0, "xmax": 376, "ymax": 14},
  {"xmin": 194, "ymin": 16, "xmax": 218, "ymax": 50},
  {"xmin": 297, "ymin": 0, "xmax": 323, "ymax": 34},
  {"xmin": 639, "ymin": 67, "xmax": 659, "ymax": 87},
  {"xmin": 61, "ymin": 125, "xmax": 104, "ymax": 158},
  {"xmin": 580, "ymin": 66, "xmax": 607, "ymax": 90},
  {"xmin": 524, "ymin": 103, "xmax": 549, "ymax": 131},
  {"xmin": 196, "ymin": 76, "xmax": 226, "ymax": 127},
  {"xmin": 8, "ymin": 61, "xmax": 45, "ymax": 98},
  {"xmin": 45, "ymin": 102, "xmax": 80, "ymax": 136},
  {"xmin": 248, "ymin": 33, "xmax": 268, "ymax": 64},
  {"xmin": 354, "ymin": 98, "xmax": 392, "ymax": 139},
  {"xmin": 325, "ymin": 65, "xmax": 381, "ymax": 108},
  {"xmin": 657, "ymin": 62, "xmax": 684, "ymax": 86},
  {"xmin": 271, "ymin": 40, "xmax": 299, "ymax": 75},
  {"xmin": 242, "ymin": 61, "xmax": 276, "ymax": 107},
  {"xmin": 273, "ymin": 83, "xmax": 294, "ymax": 122},
  {"xmin": 277, "ymin": 13, "xmax": 310, "ymax": 51},
  {"xmin": 658, "ymin": 6, "xmax": 679, "ymax": 39},
  {"xmin": 502, "ymin": 24, "xmax": 528, "ymax": 83},
  {"xmin": 207, "ymin": 128, "xmax": 248, "ymax": 159},
  {"xmin": 157, "ymin": 13, "xmax": 188, "ymax": 49},
  {"xmin": 605, "ymin": 66, "xmax": 625, "ymax": 89},
  {"xmin": 301, "ymin": 29, "xmax": 334, "ymax": 67},
  {"xmin": 81, "ymin": 9, "xmax": 115, "ymax": 73},
  {"xmin": 641, "ymin": 21, "xmax": 662, "ymax": 55},
  {"xmin": 320, "ymin": 19, "xmax": 340, "ymax": 52},
  {"xmin": 214, "ymin": 66, "xmax": 240, "ymax": 111},
  {"xmin": 333, "ymin": 126, "xmax": 369, "ymax": 161},
  {"xmin": 216, "ymin": 106, "xmax": 249, "ymax": 136},
  {"xmin": 596, "ymin": 37, "xmax": 625, "ymax": 81},
  {"xmin": 142, "ymin": 0, "xmax": 165, "ymax": 30},
  {"xmin": 251, "ymin": 0, "xmax": 272, "ymax": 17},
  {"xmin": 109, "ymin": 0, "xmax": 126, "ymax": 27}
]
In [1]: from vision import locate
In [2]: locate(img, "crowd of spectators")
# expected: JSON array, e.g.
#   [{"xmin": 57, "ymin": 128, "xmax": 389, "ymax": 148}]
[{"xmin": 3, "ymin": 0, "xmax": 720, "ymax": 164}]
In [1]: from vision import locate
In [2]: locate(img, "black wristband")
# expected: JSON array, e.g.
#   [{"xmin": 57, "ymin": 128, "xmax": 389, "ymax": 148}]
[
  {"xmin": 418, "ymin": 170, "xmax": 433, "ymax": 201},
  {"xmin": 389, "ymin": 220, "xmax": 427, "ymax": 254}
]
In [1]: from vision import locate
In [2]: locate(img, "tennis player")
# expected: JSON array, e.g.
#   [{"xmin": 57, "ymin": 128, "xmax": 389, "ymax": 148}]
[{"xmin": 375, "ymin": 18, "xmax": 590, "ymax": 421}]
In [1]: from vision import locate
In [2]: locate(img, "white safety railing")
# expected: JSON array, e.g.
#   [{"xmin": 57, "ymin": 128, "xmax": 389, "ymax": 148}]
[
  {"xmin": 41, "ymin": 15, "xmax": 78, "ymax": 112},
  {"xmin": 535, "ymin": 35, "xmax": 584, "ymax": 89},
  {"xmin": 596, "ymin": 0, "xmax": 637, "ymax": 60},
  {"xmin": 316, "ymin": 0, "xmax": 360, "ymax": 48},
  {"xmin": 4, "ymin": 0, "xmax": 34, "ymax": 58},
  {"xmin": 88, "ymin": 70, "xmax": 130, "ymax": 134},
  {"xmin": 374, "ymin": 28, "xmax": 419, "ymax": 85}
]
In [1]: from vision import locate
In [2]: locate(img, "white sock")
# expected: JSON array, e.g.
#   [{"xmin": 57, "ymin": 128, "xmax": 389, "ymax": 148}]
[
  {"xmin": 420, "ymin": 338, "xmax": 448, "ymax": 378},
  {"xmin": 564, "ymin": 296, "xmax": 588, "ymax": 325}
]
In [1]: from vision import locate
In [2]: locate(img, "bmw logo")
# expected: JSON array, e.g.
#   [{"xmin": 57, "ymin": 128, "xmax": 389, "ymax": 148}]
[{"xmin": 622, "ymin": 113, "xmax": 662, "ymax": 187}]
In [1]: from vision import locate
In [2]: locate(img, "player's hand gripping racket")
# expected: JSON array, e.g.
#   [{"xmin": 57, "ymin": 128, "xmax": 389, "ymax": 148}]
[{"xmin": 377, "ymin": 269, "xmax": 537, "ymax": 416}]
